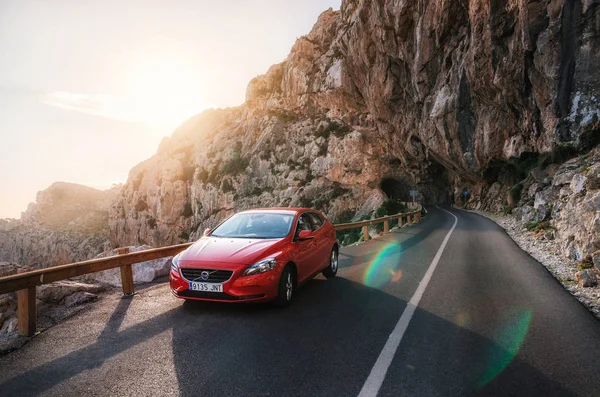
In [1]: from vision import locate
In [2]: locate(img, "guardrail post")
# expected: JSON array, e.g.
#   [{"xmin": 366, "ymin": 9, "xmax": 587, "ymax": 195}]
[
  {"xmin": 362, "ymin": 226, "xmax": 369, "ymax": 241},
  {"xmin": 383, "ymin": 220, "xmax": 389, "ymax": 233},
  {"xmin": 399, "ymin": 216, "xmax": 404, "ymax": 228},
  {"xmin": 17, "ymin": 286, "xmax": 36, "ymax": 337},
  {"xmin": 407, "ymin": 214, "xmax": 412, "ymax": 224},
  {"xmin": 118, "ymin": 247, "xmax": 134, "ymax": 296}
]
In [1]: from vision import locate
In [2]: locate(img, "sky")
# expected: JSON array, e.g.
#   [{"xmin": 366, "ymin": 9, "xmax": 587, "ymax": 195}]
[{"xmin": 0, "ymin": 0, "xmax": 341, "ymax": 218}]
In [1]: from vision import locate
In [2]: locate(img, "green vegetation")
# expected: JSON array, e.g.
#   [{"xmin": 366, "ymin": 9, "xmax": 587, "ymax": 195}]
[
  {"xmin": 197, "ymin": 168, "xmax": 209, "ymax": 183},
  {"xmin": 221, "ymin": 155, "xmax": 249, "ymax": 175},
  {"xmin": 508, "ymin": 183, "xmax": 523, "ymax": 205},
  {"xmin": 373, "ymin": 200, "xmax": 407, "ymax": 233},
  {"xmin": 221, "ymin": 178, "xmax": 234, "ymax": 193},
  {"xmin": 510, "ymin": 145, "xmax": 579, "ymax": 182},
  {"xmin": 181, "ymin": 165, "xmax": 196, "ymax": 183},
  {"xmin": 270, "ymin": 109, "xmax": 298, "ymax": 123},
  {"xmin": 523, "ymin": 220, "xmax": 555, "ymax": 232},
  {"xmin": 334, "ymin": 210, "xmax": 369, "ymax": 247},
  {"xmin": 317, "ymin": 141, "xmax": 328, "ymax": 156},
  {"xmin": 178, "ymin": 231, "xmax": 190, "ymax": 242},
  {"xmin": 134, "ymin": 198, "xmax": 148, "ymax": 212},
  {"xmin": 577, "ymin": 255, "xmax": 593, "ymax": 271},
  {"xmin": 315, "ymin": 120, "xmax": 351, "ymax": 140},
  {"xmin": 260, "ymin": 149, "xmax": 273, "ymax": 161},
  {"xmin": 182, "ymin": 202, "xmax": 194, "ymax": 218},
  {"xmin": 146, "ymin": 217, "xmax": 157, "ymax": 229},
  {"xmin": 375, "ymin": 200, "xmax": 407, "ymax": 218}
]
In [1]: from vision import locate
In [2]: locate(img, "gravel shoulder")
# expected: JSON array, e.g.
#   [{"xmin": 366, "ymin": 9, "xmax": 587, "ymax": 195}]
[{"xmin": 473, "ymin": 210, "xmax": 600, "ymax": 320}]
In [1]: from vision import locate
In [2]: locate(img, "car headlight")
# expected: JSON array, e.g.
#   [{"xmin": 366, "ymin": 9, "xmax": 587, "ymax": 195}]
[
  {"xmin": 171, "ymin": 254, "xmax": 181, "ymax": 273},
  {"xmin": 243, "ymin": 258, "xmax": 278, "ymax": 276}
]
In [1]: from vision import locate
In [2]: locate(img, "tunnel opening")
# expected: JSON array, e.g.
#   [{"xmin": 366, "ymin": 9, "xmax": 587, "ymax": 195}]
[
  {"xmin": 419, "ymin": 159, "xmax": 453, "ymax": 205},
  {"xmin": 380, "ymin": 178, "xmax": 411, "ymax": 201}
]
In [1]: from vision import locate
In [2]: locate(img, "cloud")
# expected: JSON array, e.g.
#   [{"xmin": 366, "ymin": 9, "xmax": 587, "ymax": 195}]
[
  {"xmin": 40, "ymin": 89, "xmax": 210, "ymax": 127},
  {"xmin": 40, "ymin": 91, "xmax": 124, "ymax": 121}
]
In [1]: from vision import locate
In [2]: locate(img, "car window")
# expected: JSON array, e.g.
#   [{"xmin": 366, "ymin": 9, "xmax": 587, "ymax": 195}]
[
  {"xmin": 211, "ymin": 213, "xmax": 293, "ymax": 239},
  {"xmin": 294, "ymin": 214, "xmax": 312, "ymax": 239},
  {"xmin": 306, "ymin": 212, "xmax": 324, "ymax": 231}
]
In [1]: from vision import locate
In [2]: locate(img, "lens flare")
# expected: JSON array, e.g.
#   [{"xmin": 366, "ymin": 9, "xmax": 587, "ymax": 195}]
[
  {"xmin": 363, "ymin": 243, "xmax": 403, "ymax": 287},
  {"xmin": 456, "ymin": 312, "xmax": 471, "ymax": 328},
  {"xmin": 478, "ymin": 309, "xmax": 533, "ymax": 387}
]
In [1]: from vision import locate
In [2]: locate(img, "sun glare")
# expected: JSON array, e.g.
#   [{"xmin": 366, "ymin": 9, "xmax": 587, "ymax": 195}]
[{"xmin": 126, "ymin": 61, "xmax": 207, "ymax": 126}]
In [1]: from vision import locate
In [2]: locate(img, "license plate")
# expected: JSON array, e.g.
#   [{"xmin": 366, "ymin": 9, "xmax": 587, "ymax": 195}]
[{"xmin": 189, "ymin": 282, "xmax": 223, "ymax": 292}]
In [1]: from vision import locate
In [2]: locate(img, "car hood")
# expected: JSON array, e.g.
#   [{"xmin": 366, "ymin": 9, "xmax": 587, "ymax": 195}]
[{"xmin": 179, "ymin": 237, "xmax": 283, "ymax": 265}]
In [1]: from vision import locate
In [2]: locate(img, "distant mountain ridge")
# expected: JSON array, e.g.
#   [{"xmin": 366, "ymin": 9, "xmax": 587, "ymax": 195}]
[{"xmin": 0, "ymin": 182, "xmax": 119, "ymax": 267}]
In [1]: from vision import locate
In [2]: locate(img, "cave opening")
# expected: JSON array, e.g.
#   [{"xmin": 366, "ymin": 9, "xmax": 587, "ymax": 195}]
[{"xmin": 381, "ymin": 178, "xmax": 410, "ymax": 201}]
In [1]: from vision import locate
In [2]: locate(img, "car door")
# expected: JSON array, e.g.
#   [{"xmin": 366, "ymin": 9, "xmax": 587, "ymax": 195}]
[
  {"xmin": 292, "ymin": 213, "xmax": 319, "ymax": 282},
  {"xmin": 306, "ymin": 212, "xmax": 330, "ymax": 272}
]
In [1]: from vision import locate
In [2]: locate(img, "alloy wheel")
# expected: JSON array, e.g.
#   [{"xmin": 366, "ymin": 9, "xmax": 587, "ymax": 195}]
[
  {"xmin": 286, "ymin": 273, "xmax": 293, "ymax": 301},
  {"xmin": 331, "ymin": 250, "xmax": 338, "ymax": 272}
]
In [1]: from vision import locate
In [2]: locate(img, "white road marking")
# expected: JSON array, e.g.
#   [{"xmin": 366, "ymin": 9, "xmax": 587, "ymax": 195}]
[{"xmin": 358, "ymin": 207, "xmax": 458, "ymax": 397}]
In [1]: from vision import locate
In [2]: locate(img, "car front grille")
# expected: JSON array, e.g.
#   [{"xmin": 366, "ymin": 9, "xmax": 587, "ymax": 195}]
[
  {"xmin": 180, "ymin": 268, "xmax": 233, "ymax": 283},
  {"xmin": 176, "ymin": 290, "xmax": 265, "ymax": 301}
]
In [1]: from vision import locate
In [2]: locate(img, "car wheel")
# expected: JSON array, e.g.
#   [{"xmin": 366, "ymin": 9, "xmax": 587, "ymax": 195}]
[
  {"xmin": 322, "ymin": 247, "xmax": 338, "ymax": 278},
  {"xmin": 275, "ymin": 265, "xmax": 294, "ymax": 307}
]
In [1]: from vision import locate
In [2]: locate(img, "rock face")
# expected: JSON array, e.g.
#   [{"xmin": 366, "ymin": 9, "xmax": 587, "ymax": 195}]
[
  {"xmin": 1, "ymin": 1, "xmax": 599, "ymax": 268},
  {"xmin": 0, "ymin": 182, "xmax": 119, "ymax": 268},
  {"xmin": 512, "ymin": 146, "xmax": 600, "ymax": 260},
  {"xmin": 576, "ymin": 269, "xmax": 598, "ymax": 287},
  {"xmin": 109, "ymin": 1, "xmax": 599, "ymax": 251}
]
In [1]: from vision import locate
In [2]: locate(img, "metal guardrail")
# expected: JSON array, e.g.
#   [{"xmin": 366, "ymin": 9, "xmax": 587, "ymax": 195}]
[
  {"xmin": 0, "ymin": 204, "xmax": 422, "ymax": 336},
  {"xmin": 333, "ymin": 204, "xmax": 422, "ymax": 240}
]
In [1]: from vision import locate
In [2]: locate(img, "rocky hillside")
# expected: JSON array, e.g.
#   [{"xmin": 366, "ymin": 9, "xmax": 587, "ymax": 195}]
[
  {"xmin": 0, "ymin": 182, "xmax": 119, "ymax": 267},
  {"xmin": 2, "ymin": 0, "xmax": 599, "ymax": 268},
  {"xmin": 110, "ymin": 1, "xmax": 599, "ymax": 254}
]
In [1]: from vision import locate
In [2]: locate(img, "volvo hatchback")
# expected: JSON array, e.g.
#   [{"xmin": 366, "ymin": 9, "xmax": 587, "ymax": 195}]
[{"xmin": 170, "ymin": 208, "xmax": 339, "ymax": 306}]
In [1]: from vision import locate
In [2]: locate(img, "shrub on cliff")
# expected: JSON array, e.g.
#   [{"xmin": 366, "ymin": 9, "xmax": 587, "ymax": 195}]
[
  {"xmin": 373, "ymin": 200, "xmax": 407, "ymax": 233},
  {"xmin": 220, "ymin": 143, "xmax": 249, "ymax": 176}
]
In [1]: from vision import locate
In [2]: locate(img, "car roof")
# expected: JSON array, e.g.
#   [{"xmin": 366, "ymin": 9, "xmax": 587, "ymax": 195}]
[{"xmin": 237, "ymin": 207, "xmax": 319, "ymax": 216}]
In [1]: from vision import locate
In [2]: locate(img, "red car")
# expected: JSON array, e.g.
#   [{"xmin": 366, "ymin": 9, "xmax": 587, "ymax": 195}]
[{"xmin": 170, "ymin": 208, "xmax": 339, "ymax": 306}]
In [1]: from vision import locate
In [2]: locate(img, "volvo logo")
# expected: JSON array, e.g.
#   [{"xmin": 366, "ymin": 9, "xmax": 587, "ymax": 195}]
[{"xmin": 200, "ymin": 271, "xmax": 210, "ymax": 281}]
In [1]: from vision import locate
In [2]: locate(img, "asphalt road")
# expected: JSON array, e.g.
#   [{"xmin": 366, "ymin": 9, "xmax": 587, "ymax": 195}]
[{"xmin": 1, "ymin": 207, "xmax": 600, "ymax": 396}]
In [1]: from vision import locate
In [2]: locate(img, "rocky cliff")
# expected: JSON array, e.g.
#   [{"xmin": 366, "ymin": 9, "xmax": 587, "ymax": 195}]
[
  {"xmin": 110, "ymin": 0, "xmax": 599, "ymax": 258},
  {"xmin": 2, "ymin": 0, "xmax": 599, "ymax": 268},
  {"xmin": 0, "ymin": 182, "xmax": 119, "ymax": 267}
]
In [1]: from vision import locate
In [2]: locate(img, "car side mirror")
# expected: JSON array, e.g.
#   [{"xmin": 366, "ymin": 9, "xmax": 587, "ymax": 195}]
[
  {"xmin": 203, "ymin": 228, "xmax": 212, "ymax": 236},
  {"xmin": 298, "ymin": 230, "xmax": 314, "ymax": 240}
]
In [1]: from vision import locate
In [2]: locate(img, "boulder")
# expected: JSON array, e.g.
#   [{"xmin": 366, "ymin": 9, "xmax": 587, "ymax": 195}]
[
  {"xmin": 593, "ymin": 251, "xmax": 600, "ymax": 271},
  {"xmin": 576, "ymin": 269, "xmax": 598, "ymax": 288},
  {"xmin": 570, "ymin": 174, "xmax": 587, "ymax": 195},
  {"xmin": 552, "ymin": 169, "xmax": 577, "ymax": 187},
  {"xmin": 0, "ymin": 262, "xmax": 20, "ymax": 277},
  {"xmin": 586, "ymin": 164, "xmax": 600, "ymax": 190},
  {"xmin": 1, "ymin": 317, "xmax": 17, "ymax": 334},
  {"xmin": 85, "ymin": 246, "xmax": 172, "ymax": 287},
  {"xmin": 64, "ymin": 291, "xmax": 98, "ymax": 307},
  {"xmin": 37, "ymin": 281, "xmax": 104, "ymax": 304},
  {"xmin": 531, "ymin": 168, "xmax": 549, "ymax": 184}
]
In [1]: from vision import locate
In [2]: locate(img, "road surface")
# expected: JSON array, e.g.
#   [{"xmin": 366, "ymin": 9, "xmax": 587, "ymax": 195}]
[{"xmin": 1, "ymin": 207, "xmax": 600, "ymax": 396}]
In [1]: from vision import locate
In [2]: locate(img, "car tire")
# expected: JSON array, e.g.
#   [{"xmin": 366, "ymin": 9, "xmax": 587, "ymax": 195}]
[
  {"xmin": 322, "ymin": 247, "xmax": 338, "ymax": 278},
  {"xmin": 274, "ymin": 265, "xmax": 294, "ymax": 307}
]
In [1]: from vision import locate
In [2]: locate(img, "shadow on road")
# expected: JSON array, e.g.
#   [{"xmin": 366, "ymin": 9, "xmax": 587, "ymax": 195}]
[{"xmin": 0, "ymin": 206, "xmax": 575, "ymax": 396}]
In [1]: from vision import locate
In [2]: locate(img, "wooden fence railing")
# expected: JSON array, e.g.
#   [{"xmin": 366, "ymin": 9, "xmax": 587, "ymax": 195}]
[{"xmin": 0, "ymin": 204, "xmax": 422, "ymax": 336}]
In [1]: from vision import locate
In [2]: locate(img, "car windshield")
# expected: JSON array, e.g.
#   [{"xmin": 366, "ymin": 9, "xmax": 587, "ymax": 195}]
[{"xmin": 210, "ymin": 213, "xmax": 294, "ymax": 239}]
